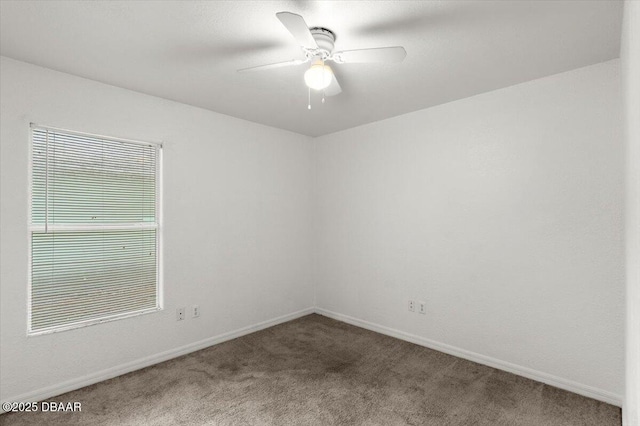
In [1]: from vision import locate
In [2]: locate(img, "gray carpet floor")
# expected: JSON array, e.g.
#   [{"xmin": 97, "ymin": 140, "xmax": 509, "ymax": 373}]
[{"xmin": 0, "ymin": 314, "xmax": 621, "ymax": 425}]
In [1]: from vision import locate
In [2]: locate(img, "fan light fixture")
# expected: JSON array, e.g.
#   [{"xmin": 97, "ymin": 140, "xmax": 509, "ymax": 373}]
[{"xmin": 304, "ymin": 62, "xmax": 333, "ymax": 90}]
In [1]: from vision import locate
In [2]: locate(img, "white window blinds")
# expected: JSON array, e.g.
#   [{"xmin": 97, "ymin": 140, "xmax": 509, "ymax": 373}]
[{"xmin": 29, "ymin": 125, "xmax": 161, "ymax": 334}]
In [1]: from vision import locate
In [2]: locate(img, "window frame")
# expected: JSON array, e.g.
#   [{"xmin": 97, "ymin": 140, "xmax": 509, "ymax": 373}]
[{"xmin": 27, "ymin": 123, "xmax": 163, "ymax": 336}]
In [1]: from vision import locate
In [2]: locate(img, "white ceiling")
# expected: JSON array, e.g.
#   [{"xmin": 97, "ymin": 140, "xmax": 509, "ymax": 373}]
[{"xmin": 0, "ymin": 1, "xmax": 623, "ymax": 137}]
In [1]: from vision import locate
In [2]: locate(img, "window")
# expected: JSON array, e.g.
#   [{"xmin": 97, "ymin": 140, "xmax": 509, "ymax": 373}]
[{"xmin": 29, "ymin": 125, "xmax": 161, "ymax": 334}]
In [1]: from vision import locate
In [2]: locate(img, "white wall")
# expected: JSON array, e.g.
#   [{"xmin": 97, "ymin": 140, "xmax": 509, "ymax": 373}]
[
  {"xmin": 314, "ymin": 60, "xmax": 625, "ymax": 402},
  {"xmin": 622, "ymin": 1, "xmax": 640, "ymax": 424},
  {"xmin": 0, "ymin": 57, "xmax": 314, "ymax": 402},
  {"xmin": 0, "ymin": 54, "xmax": 627, "ymax": 409}
]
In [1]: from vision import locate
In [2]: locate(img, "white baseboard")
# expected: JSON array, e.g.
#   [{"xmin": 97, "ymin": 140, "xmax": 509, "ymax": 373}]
[
  {"xmin": 1, "ymin": 307, "xmax": 314, "ymax": 413},
  {"xmin": 315, "ymin": 307, "xmax": 623, "ymax": 407},
  {"xmin": 2, "ymin": 306, "xmax": 622, "ymax": 413}
]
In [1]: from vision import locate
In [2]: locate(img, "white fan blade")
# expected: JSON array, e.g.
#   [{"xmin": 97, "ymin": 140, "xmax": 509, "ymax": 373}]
[
  {"xmin": 237, "ymin": 59, "xmax": 307, "ymax": 73},
  {"xmin": 334, "ymin": 47, "xmax": 406, "ymax": 64},
  {"xmin": 276, "ymin": 12, "xmax": 318, "ymax": 49},
  {"xmin": 325, "ymin": 74, "xmax": 342, "ymax": 97}
]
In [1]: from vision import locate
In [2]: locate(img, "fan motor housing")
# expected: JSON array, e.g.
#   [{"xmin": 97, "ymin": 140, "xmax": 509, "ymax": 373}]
[{"xmin": 308, "ymin": 27, "xmax": 335, "ymax": 58}]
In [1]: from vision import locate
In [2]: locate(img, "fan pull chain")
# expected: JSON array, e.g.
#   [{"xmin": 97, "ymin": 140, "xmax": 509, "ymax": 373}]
[
  {"xmin": 308, "ymin": 87, "xmax": 311, "ymax": 110},
  {"xmin": 321, "ymin": 58, "xmax": 326, "ymax": 104}
]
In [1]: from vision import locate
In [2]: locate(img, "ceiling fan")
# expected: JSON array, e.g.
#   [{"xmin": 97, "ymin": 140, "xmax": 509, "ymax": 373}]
[{"xmin": 237, "ymin": 12, "xmax": 406, "ymax": 106}]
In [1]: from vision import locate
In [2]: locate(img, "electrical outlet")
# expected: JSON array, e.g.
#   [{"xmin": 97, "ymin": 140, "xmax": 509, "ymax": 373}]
[
  {"xmin": 408, "ymin": 300, "xmax": 415, "ymax": 312},
  {"xmin": 192, "ymin": 305, "xmax": 200, "ymax": 318},
  {"xmin": 418, "ymin": 301, "xmax": 426, "ymax": 315},
  {"xmin": 176, "ymin": 307, "xmax": 185, "ymax": 321}
]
